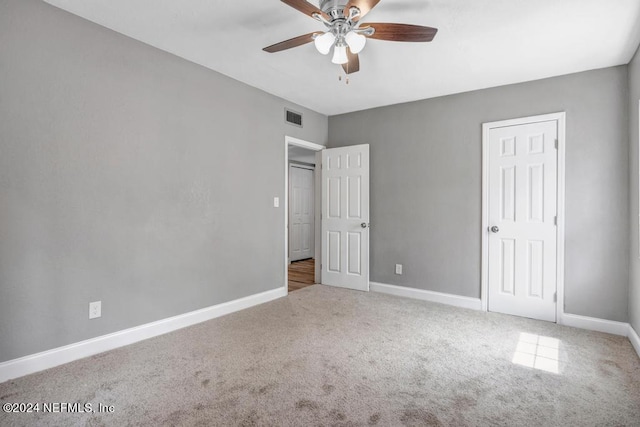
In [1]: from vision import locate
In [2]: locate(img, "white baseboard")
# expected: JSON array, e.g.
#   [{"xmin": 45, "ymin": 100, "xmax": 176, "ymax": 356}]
[
  {"xmin": 629, "ymin": 325, "xmax": 640, "ymax": 358},
  {"xmin": 0, "ymin": 287, "xmax": 287, "ymax": 383},
  {"xmin": 369, "ymin": 282, "xmax": 639, "ymax": 356},
  {"xmin": 370, "ymin": 282, "xmax": 482, "ymax": 311},
  {"xmin": 559, "ymin": 313, "xmax": 629, "ymax": 336}
]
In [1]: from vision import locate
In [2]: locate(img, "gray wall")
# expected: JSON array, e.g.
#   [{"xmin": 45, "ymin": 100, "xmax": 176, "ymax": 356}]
[
  {"xmin": 0, "ymin": 0, "xmax": 327, "ymax": 362},
  {"xmin": 329, "ymin": 67, "xmax": 630, "ymax": 322},
  {"xmin": 629, "ymin": 47, "xmax": 640, "ymax": 333}
]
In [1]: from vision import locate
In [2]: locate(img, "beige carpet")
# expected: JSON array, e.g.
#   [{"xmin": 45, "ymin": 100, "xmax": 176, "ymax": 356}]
[{"xmin": 1, "ymin": 285, "xmax": 639, "ymax": 426}]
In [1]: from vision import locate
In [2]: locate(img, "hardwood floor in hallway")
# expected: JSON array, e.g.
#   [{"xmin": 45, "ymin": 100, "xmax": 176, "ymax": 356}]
[{"xmin": 288, "ymin": 258, "xmax": 315, "ymax": 292}]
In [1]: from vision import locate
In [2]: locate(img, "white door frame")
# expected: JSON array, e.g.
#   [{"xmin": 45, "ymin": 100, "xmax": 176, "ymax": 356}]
[
  {"xmin": 481, "ymin": 112, "xmax": 566, "ymax": 323},
  {"xmin": 284, "ymin": 136, "xmax": 325, "ymax": 293}
]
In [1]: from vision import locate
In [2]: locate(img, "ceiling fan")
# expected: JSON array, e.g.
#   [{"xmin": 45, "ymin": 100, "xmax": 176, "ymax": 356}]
[{"xmin": 263, "ymin": 0, "xmax": 438, "ymax": 74}]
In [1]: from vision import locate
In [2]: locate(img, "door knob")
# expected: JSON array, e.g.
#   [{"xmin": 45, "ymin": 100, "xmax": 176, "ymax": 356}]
[
  {"xmin": 490, "ymin": 226, "xmax": 499, "ymax": 233},
  {"xmin": 361, "ymin": 223, "xmax": 370, "ymax": 228}
]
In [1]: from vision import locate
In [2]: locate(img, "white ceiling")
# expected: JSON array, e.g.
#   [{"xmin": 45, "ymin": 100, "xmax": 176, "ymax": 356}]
[{"xmin": 43, "ymin": 0, "xmax": 640, "ymax": 116}]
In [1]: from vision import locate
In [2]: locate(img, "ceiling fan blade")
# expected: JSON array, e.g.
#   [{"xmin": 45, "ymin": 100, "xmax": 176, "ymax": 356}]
[
  {"xmin": 345, "ymin": 0, "xmax": 381, "ymax": 20},
  {"xmin": 281, "ymin": 0, "xmax": 329, "ymax": 20},
  {"xmin": 263, "ymin": 32, "xmax": 317, "ymax": 53},
  {"xmin": 365, "ymin": 23, "xmax": 438, "ymax": 42},
  {"xmin": 342, "ymin": 49, "xmax": 360, "ymax": 74}
]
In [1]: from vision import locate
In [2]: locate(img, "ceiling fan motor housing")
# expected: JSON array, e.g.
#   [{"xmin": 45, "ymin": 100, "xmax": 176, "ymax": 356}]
[{"xmin": 319, "ymin": 0, "xmax": 351, "ymax": 20}]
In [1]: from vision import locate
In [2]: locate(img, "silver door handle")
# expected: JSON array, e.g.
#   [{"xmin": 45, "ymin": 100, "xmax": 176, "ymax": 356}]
[
  {"xmin": 490, "ymin": 226, "xmax": 499, "ymax": 233},
  {"xmin": 361, "ymin": 223, "xmax": 370, "ymax": 228}
]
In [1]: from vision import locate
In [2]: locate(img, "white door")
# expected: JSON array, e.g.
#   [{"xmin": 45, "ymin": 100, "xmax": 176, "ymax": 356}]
[
  {"xmin": 321, "ymin": 144, "xmax": 370, "ymax": 291},
  {"xmin": 487, "ymin": 120, "xmax": 558, "ymax": 321},
  {"xmin": 289, "ymin": 164, "xmax": 314, "ymax": 261}
]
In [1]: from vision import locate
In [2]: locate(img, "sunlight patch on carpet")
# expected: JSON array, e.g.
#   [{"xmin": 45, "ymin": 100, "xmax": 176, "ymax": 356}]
[{"xmin": 512, "ymin": 332, "xmax": 562, "ymax": 374}]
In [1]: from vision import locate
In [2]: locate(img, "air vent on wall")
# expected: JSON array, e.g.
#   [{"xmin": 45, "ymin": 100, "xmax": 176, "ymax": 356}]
[{"xmin": 285, "ymin": 109, "xmax": 303, "ymax": 127}]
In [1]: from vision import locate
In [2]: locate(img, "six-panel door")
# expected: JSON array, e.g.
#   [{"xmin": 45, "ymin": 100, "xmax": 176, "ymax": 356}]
[
  {"xmin": 321, "ymin": 144, "xmax": 370, "ymax": 291},
  {"xmin": 289, "ymin": 164, "xmax": 315, "ymax": 262},
  {"xmin": 488, "ymin": 120, "xmax": 558, "ymax": 321}
]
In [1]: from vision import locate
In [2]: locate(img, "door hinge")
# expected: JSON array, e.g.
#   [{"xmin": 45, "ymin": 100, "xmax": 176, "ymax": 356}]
[
  {"xmin": 554, "ymin": 216, "xmax": 557, "ymax": 226},
  {"xmin": 553, "ymin": 292, "xmax": 557, "ymax": 303},
  {"xmin": 554, "ymin": 139, "xmax": 558, "ymax": 149}
]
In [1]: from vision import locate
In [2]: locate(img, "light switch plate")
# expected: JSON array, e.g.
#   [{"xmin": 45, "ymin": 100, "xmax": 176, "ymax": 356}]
[{"xmin": 273, "ymin": 197, "xmax": 280, "ymax": 208}]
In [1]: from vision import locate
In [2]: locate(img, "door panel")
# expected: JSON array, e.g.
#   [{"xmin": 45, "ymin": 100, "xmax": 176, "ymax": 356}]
[
  {"xmin": 347, "ymin": 232, "xmax": 361, "ymax": 274},
  {"xmin": 488, "ymin": 120, "xmax": 558, "ymax": 321},
  {"xmin": 321, "ymin": 145, "xmax": 369, "ymax": 291},
  {"xmin": 500, "ymin": 238, "xmax": 515, "ymax": 295}
]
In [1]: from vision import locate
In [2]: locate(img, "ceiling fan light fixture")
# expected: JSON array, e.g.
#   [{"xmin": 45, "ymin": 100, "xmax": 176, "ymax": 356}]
[
  {"xmin": 314, "ymin": 31, "xmax": 336, "ymax": 55},
  {"xmin": 345, "ymin": 31, "xmax": 366, "ymax": 54},
  {"xmin": 263, "ymin": 0, "xmax": 438, "ymax": 75},
  {"xmin": 331, "ymin": 44, "xmax": 348, "ymax": 65}
]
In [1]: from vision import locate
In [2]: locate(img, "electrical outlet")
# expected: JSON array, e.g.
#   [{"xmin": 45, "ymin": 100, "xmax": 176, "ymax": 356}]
[
  {"xmin": 273, "ymin": 197, "xmax": 280, "ymax": 208},
  {"xmin": 395, "ymin": 264, "xmax": 403, "ymax": 275},
  {"xmin": 89, "ymin": 301, "xmax": 101, "ymax": 319}
]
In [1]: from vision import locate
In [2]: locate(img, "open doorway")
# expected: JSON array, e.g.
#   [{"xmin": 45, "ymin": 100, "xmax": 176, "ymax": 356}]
[
  {"xmin": 288, "ymin": 162, "xmax": 315, "ymax": 291},
  {"xmin": 284, "ymin": 136, "xmax": 325, "ymax": 293}
]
